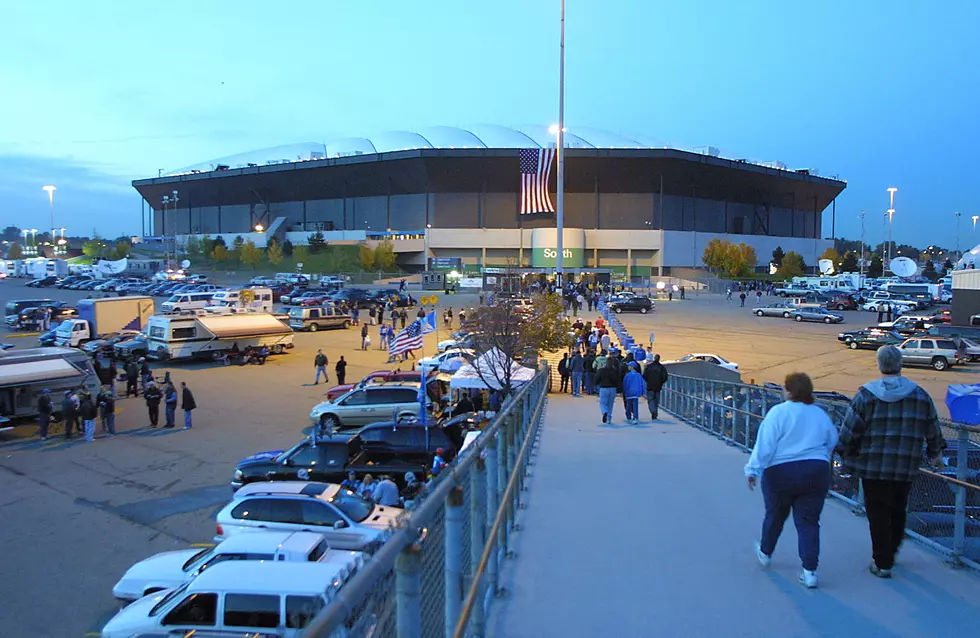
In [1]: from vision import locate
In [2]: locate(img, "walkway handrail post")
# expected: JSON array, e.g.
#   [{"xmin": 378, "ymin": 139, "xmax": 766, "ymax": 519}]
[
  {"xmin": 445, "ymin": 486, "xmax": 465, "ymax": 638},
  {"xmin": 484, "ymin": 430, "xmax": 499, "ymax": 596},
  {"xmin": 395, "ymin": 544, "xmax": 422, "ymax": 638},
  {"xmin": 497, "ymin": 414, "xmax": 512, "ymax": 563},
  {"xmin": 468, "ymin": 456, "xmax": 487, "ymax": 636},
  {"xmin": 953, "ymin": 427, "xmax": 969, "ymax": 562}
]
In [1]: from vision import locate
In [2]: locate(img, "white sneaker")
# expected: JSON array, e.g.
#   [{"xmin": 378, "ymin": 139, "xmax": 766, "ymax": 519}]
[
  {"xmin": 799, "ymin": 569, "xmax": 818, "ymax": 588},
  {"xmin": 755, "ymin": 542, "xmax": 771, "ymax": 568}
]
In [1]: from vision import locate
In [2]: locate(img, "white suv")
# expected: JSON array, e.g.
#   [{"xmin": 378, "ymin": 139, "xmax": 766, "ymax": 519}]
[{"xmin": 214, "ymin": 482, "xmax": 402, "ymax": 551}]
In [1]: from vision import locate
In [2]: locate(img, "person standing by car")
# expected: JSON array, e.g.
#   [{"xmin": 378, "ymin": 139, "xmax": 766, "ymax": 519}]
[
  {"xmin": 79, "ymin": 392, "xmax": 97, "ymax": 442},
  {"xmin": 125, "ymin": 358, "xmax": 139, "ymax": 398},
  {"xmin": 622, "ymin": 362, "xmax": 646, "ymax": 425},
  {"xmin": 595, "ymin": 356, "xmax": 621, "ymax": 424},
  {"xmin": 62, "ymin": 390, "xmax": 79, "ymax": 440},
  {"xmin": 569, "ymin": 350, "xmax": 585, "ymax": 397},
  {"xmin": 163, "ymin": 382, "xmax": 178, "ymax": 428},
  {"xmin": 37, "ymin": 389, "xmax": 53, "ymax": 441},
  {"xmin": 557, "ymin": 353, "xmax": 570, "ymax": 393},
  {"xmin": 745, "ymin": 372, "xmax": 839, "ymax": 589},
  {"xmin": 180, "ymin": 381, "xmax": 196, "ymax": 429},
  {"xmin": 837, "ymin": 346, "xmax": 946, "ymax": 579},
  {"xmin": 97, "ymin": 386, "xmax": 115, "ymax": 436},
  {"xmin": 642, "ymin": 354, "xmax": 669, "ymax": 420},
  {"xmin": 144, "ymin": 382, "xmax": 162, "ymax": 427},
  {"xmin": 335, "ymin": 356, "xmax": 347, "ymax": 385},
  {"xmin": 313, "ymin": 349, "xmax": 328, "ymax": 385}
]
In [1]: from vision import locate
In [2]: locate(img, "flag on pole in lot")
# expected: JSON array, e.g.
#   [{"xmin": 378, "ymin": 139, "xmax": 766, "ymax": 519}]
[
  {"xmin": 389, "ymin": 319, "xmax": 424, "ymax": 357},
  {"xmin": 519, "ymin": 148, "xmax": 556, "ymax": 215}
]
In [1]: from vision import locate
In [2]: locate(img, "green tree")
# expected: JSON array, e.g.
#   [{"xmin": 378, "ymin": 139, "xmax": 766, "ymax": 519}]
[
  {"xmin": 944, "ymin": 258, "xmax": 954, "ymax": 272},
  {"xmin": 321, "ymin": 246, "xmax": 357, "ymax": 273},
  {"xmin": 307, "ymin": 232, "xmax": 326, "ymax": 254},
  {"xmin": 819, "ymin": 247, "xmax": 840, "ymax": 264},
  {"xmin": 1, "ymin": 226, "xmax": 21, "ymax": 242},
  {"xmin": 780, "ymin": 251, "xmax": 806, "ymax": 278},
  {"xmin": 868, "ymin": 254, "xmax": 883, "ymax": 278},
  {"xmin": 702, "ymin": 238, "xmax": 755, "ymax": 277},
  {"xmin": 82, "ymin": 237, "xmax": 104, "ymax": 258},
  {"xmin": 230, "ymin": 235, "xmax": 245, "ymax": 264},
  {"xmin": 266, "ymin": 239, "xmax": 283, "ymax": 266},
  {"xmin": 113, "ymin": 241, "xmax": 132, "ymax": 260},
  {"xmin": 840, "ymin": 251, "xmax": 859, "ymax": 273},
  {"xmin": 373, "ymin": 241, "xmax": 396, "ymax": 271},
  {"xmin": 281, "ymin": 238, "xmax": 294, "ymax": 257},
  {"xmin": 183, "ymin": 236, "xmax": 203, "ymax": 262},
  {"xmin": 358, "ymin": 245, "xmax": 375, "ymax": 270},
  {"xmin": 240, "ymin": 239, "xmax": 262, "ymax": 270},
  {"xmin": 293, "ymin": 245, "xmax": 310, "ymax": 265},
  {"xmin": 771, "ymin": 246, "xmax": 785, "ymax": 268},
  {"xmin": 7, "ymin": 242, "xmax": 23, "ymax": 259},
  {"xmin": 701, "ymin": 238, "xmax": 727, "ymax": 272},
  {"xmin": 212, "ymin": 244, "xmax": 230, "ymax": 263},
  {"xmin": 922, "ymin": 260, "xmax": 939, "ymax": 282}
]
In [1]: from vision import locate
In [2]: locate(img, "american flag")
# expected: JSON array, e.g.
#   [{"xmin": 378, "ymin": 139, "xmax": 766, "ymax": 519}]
[
  {"xmin": 389, "ymin": 319, "xmax": 425, "ymax": 356},
  {"xmin": 519, "ymin": 148, "xmax": 556, "ymax": 215}
]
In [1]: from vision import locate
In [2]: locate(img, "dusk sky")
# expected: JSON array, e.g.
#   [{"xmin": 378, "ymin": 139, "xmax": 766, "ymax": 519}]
[{"xmin": 1, "ymin": 1, "xmax": 977, "ymax": 248}]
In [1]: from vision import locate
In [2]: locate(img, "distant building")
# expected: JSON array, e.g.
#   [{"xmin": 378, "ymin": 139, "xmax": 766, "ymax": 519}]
[{"xmin": 132, "ymin": 126, "xmax": 845, "ymax": 280}]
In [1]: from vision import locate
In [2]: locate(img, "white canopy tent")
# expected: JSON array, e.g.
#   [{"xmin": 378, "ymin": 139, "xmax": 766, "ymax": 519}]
[{"xmin": 450, "ymin": 348, "xmax": 535, "ymax": 390}]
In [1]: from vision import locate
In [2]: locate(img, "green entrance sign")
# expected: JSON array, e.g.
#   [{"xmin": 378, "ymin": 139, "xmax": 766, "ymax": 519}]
[{"xmin": 530, "ymin": 247, "xmax": 585, "ymax": 268}]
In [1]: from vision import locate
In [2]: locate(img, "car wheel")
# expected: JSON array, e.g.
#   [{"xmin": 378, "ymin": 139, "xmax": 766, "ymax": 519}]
[
  {"xmin": 320, "ymin": 414, "xmax": 341, "ymax": 430},
  {"xmin": 824, "ymin": 317, "xmax": 833, "ymax": 324},
  {"xmin": 172, "ymin": 307, "xmax": 181, "ymax": 313},
  {"xmin": 849, "ymin": 341, "xmax": 859, "ymax": 349},
  {"xmin": 837, "ymin": 304, "xmax": 845, "ymax": 310},
  {"xmin": 343, "ymin": 320, "xmax": 351, "ymax": 329},
  {"xmin": 273, "ymin": 344, "xmax": 285, "ymax": 355},
  {"xmin": 756, "ymin": 310, "xmax": 764, "ymax": 317},
  {"xmin": 783, "ymin": 312, "xmax": 791, "ymax": 318},
  {"xmin": 640, "ymin": 307, "xmax": 648, "ymax": 314},
  {"xmin": 309, "ymin": 323, "xmax": 319, "ymax": 332},
  {"xmin": 795, "ymin": 315, "xmax": 803, "ymax": 322},
  {"xmin": 614, "ymin": 307, "xmax": 623, "ymax": 314},
  {"xmin": 932, "ymin": 357, "xmax": 949, "ymax": 371}
]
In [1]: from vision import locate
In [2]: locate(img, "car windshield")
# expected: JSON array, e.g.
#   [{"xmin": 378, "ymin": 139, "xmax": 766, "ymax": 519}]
[
  {"xmin": 149, "ymin": 582, "xmax": 188, "ymax": 616},
  {"xmin": 165, "ymin": 295, "xmax": 181, "ymax": 303},
  {"xmin": 181, "ymin": 547, "xmax": 214, "ymax": 572},
  {"xmin": 288, "ymin": 308, "xmax": 305, "ymax": 318},
  {"xmin": 329, "ymin": 488, "xmax": 374, "ymax": 523}
]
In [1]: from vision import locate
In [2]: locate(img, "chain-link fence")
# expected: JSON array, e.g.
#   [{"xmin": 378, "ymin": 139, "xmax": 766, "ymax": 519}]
[
  {"xmin": 661, "ymin": 374, "xmax": 980, "ymax": 568},
  {"xmin": 302, "ymin": 367, "xmax": 549, "ymax": 638}
]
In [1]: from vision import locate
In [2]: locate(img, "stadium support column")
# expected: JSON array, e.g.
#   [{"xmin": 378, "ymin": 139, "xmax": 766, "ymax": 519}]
[{"xmin": 555, "ymin": 0, "xmax": 566, "ymax": 286}]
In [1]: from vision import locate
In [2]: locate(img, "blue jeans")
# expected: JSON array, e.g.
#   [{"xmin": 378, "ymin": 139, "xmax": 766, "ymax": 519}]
[
  {"xmin": 184, "ymin": 410, "xmax": 192, "ymax": 428},
  {"xmin": 598, "ymin": 387, "xmax": 617, "ymax": 420},
  {"xmin": 646, "ymin": 390, "xmax": 661, "ymax": 417},
  {"xmin": 165, "ymin": 404, "xmax": 176, "ymax": 427},
  {"xmin": 760, "ymin": 460, "xmax": 830, "ymax": 571},
  {"xmin": 571, "ymin": 372, "xmax": 583, "ymax": 396},
  {"xmin": 315, "ymin": 366, "xmax": 328, "ymax": 384},
  {"xmin": 625, "ymin": 397, "xmax": 639, "ymax": 421}
]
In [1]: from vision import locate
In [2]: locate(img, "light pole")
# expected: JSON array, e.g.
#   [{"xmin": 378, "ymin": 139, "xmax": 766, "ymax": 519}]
[
  {"xmin": 973, "ymin": 215, "xmax": 979, "ymax": 234},
  {"xmin": 886, "ymin": 187, "xmax": 897, "ymax": 267},
  {"xmin": 956, "ymin": 211, "xmax": 962, "ymax": 256},
  {"xmin": 162, "ymin": 190, "xmax": 179, "ymax": 267},
  {"xmin": 21, "ymin": 229, "xmax": 29, "ymax": 255},
  {"xmin": 555, "ymin": 0, "xmax": 566, "ymax": 287},
  {"xmin": 42, "ymin": 185, "xmax": 56, "ymax": 242},
  {"xmin": 858, "ymin": 211, "xmax": 866, "ymax": 276}
]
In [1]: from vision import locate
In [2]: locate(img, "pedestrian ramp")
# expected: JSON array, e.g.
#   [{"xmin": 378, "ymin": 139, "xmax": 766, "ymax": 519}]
[{"xmin": 489, "ymin": 394, "xmax": 980, "ymax": 638}]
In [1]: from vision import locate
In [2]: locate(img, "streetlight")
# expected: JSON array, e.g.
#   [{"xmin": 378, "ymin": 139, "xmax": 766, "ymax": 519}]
[
  {"xmin": 42, "ymin": 185, "xmax": 56, "ymax": 240},
  {"xmin": 161, "ymin": 190, "xmax": 179, "ymax": 266},
  {"xmin": 886, "ymin": 187, "xmax": 897, "ymax": 267},
  {"xmin": 554, "ymin": 0, "xmax": 566, "ymax": 287},
  {"xmin": 858, "ymin": 211, "xmax": 866, "ymax": 276},
  {"xmin": 956, "ymin": 211, "xmax": 962, "ymax": 255},
  {"xmin": 973, "ymin": 215, "xmax": 979, "ymax": 233},
  {"xmin": 254, "ymin": 224, "xmax": 264, "ymax": 232}
]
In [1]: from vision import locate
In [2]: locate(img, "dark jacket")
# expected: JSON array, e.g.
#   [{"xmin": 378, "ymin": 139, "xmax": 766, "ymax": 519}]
[
  {"xmin": 643, "ymin": 362, "xmax": 669, "ymax": 392},
  {"xmin": 125, "ymin": 362, "xmax": 138, "ymax": 381},
  {"xmin": 62, "ymin": 395, "xmax": 77, "ymax": 417},
  {"xmin": 335, "ymin": 359, "xmax": 347, "ymax": 375},
  {"xmin": 97, "ymin": 393, "xmax": 115, "ymax": 417},
  {"xmin": 144, "ymin": 385, "xmax": 162, "ymax": 406},
  {"xmin": 452, "ymin": 396, "xmax": 474, "ymax": 417},
  {"xmin": 181, "ymin": 387, "xmax": 197, "ymax": 411},
  {"xmin": 38, "ymin": 395, "xmax": 53, "ymax": 416},
  {"xmin": 569, "ymin": 354, "xmax": 584, "ymax": 373},
  {"xmin": 314, "ymin": 353, "xmax": 327, "ymax": 368},
  {"xmin": 139, "ymin": 361, "xmax": 150, "ymax": 379},
  {"xmin": 558, "ymin": 357, "xmax": 569, "ymax": 376},
  {"xmin": 79, "ymin": 397, "xmax": 97, "ymax": 421},
  {"xmin": 594, "ymin": 365, "xmax": 621, "ymax": 389}
]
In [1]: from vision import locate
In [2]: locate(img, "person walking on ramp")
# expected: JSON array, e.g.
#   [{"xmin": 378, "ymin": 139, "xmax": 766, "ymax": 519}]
[{"xmin": 745, "ymin": 372, "xmax": 838, "ymax": 588}]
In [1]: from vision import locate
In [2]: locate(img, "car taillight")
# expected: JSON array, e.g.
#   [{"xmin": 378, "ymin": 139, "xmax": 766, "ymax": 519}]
[{"xmin": 216, "ymin": 523, "xmax": 224, "ymax": 536}]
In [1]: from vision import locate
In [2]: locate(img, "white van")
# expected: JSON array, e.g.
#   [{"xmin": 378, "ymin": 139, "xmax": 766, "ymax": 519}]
[
  {"xmin": 161, "ymin": 292, "xmax": 215, "ymax": 313},
  {"xmin": 275, "ymin": 272, "xmax": 310, "ymax": 285},
  {"xmin": 112, "ymin": 530, "xmax": 364, "ymax": 603},
  {"xmin": 101, "ymin": 561, "xmax": 353, "ymax": 638},
  {"xmin": 206, "ymin": 288, "xmax": 273, "ymax": 313}
]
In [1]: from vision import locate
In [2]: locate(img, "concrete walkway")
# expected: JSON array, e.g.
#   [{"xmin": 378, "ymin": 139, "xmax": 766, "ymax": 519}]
[{"xmin": 489, "ymin": 395, "xmax": 980, "ymax": 638}]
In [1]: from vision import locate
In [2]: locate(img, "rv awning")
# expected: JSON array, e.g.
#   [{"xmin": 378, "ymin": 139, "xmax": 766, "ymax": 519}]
[
  {"xmin": 197, "ymin": 314, "xmax": 292, "ymax": 340},
  {"xmin": 0, "ymin": 358, "xmax": 83, "ymax": 387}
]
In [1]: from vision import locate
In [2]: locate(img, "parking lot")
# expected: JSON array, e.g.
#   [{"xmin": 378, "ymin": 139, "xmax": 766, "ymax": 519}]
[{"xmin": 0, "ymin": 282, "xmax": 969, "ymax": 637}]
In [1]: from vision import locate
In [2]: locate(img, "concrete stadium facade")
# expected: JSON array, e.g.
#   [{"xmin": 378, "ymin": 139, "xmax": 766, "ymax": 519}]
[{"xmin": 132, "ymin": 126, "xmax": 845, "ymax": 278}]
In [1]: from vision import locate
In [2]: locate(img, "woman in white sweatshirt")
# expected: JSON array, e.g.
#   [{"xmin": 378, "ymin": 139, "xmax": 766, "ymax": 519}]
[{"xmin": 745, "ymin": 372, "xmax": 839, "ymax": 588}]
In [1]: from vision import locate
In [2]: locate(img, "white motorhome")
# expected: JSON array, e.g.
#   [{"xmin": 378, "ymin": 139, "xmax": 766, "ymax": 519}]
[
  {"xmin": 204, "ymin": 288, "xmax": 273, "ymax": 313},
  {"xmin": 146, "ymin": 313, "xmax": 294, "ymax": 361},
  {"xmin": 790, "ymin": 273, "xmax": 865, "ymax": 293},
  {"xmin": 0, "ymin": 347, "xmax": 100, "ymax": 419}
]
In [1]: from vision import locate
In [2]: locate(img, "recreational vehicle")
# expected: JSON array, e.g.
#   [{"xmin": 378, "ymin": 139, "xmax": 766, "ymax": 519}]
[
  {"xmin": 0, "ymin": 347, "xmax": 100, "ymax": 419},
  {"xmin": 204, "ymin": 288, "xmax": 273, "ymax": 313},
  {"xmin": 146, "ymin": 313, "xmax": 294, "ymax": 361}
]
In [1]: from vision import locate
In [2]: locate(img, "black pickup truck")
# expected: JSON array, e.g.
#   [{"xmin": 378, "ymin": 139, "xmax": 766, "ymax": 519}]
[{"xmin": 231, "ymin": 414, "xmax": 480, "ymax": 490}]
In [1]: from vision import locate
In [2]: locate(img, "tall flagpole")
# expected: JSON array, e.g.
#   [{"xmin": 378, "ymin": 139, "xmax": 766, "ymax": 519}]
[{"xmin": 555, "ymin": 0, "xmax": 566, "ymax": 287}]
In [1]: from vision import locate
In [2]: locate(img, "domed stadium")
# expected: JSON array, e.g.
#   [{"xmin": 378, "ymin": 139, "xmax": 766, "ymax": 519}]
[{"xmin": 133, "ymin": 125, "xmax": 845, "ymax": 280}]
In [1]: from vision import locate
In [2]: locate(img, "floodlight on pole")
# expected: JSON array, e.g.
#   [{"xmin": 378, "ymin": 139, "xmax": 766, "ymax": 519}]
[
  {"xmin": 973, "ymin": 215, "xmax": 979, "ymax": 232},
  {"xmin": 254, "ymin": 224, "xmax": 264, "ymax": 233},
  {"xmin": 956, "ymin": 211, "xmax": 962, "ymax": 255},
  {"xmin": 554, "ymin": 0, "xmax": 566, "ymax": 287}
]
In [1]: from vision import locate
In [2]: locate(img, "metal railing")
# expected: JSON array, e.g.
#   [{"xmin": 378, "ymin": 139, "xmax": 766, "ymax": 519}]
[
  {"xmin": 303, "ymin": 367, "xmax": 549, "ymax": 638},
  {"xmin": 661, "ymin": 374, "xmax": 980, "ymax": 569}
]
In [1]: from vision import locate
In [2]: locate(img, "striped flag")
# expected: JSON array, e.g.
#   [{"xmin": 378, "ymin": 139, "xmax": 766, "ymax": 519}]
[
  {"xmin": 389, "ymin": 319, "xmax": 425, "ymax": 356},
  {"xmin": 519, "ymin": 148, "xmax": 556, "ymax": 215}
]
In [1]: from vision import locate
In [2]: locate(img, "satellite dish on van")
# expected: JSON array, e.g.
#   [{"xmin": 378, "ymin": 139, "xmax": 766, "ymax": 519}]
[
  {"xmin": 180, "ymin": 259, "xmax": 191, "ymax": 269},
  {"xmin": 818, "ymin": 259, "xmax": 834, "ymax": 275},
  {"xmin": 889, "ymin": 256, "xmax": 918, "ymax": 277},
  {"xmin": 769, "ymin": 262, "xmax": 778, "ymax": 275}
]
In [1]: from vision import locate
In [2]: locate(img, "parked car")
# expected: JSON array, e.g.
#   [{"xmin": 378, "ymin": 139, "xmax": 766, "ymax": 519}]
[
  {"xmin": 325, "ymin": 369, "xmax": 423, "ymax": 401},
  {"xmin": 789, "ymin": 308, "xmax": 844, "ymax": 324},
  {"xmin": 25, "ymin": 276, "xmax": 58, "ymax": 288},
  {"xmin": 753, "ymin": 302, "xmax": 796, "ymax": 318},
  {"xmin": 838, "ymin": 329, "xmax": 903, "ymax": 350},
  {"xmin": 309, "ymin": 382, "xmax": 423, "ymax": 432},
  {"xmin": 876, "ymin": 316, "xmax": 932, "ymax": 336},
  {"xmin": 898, "ymin": 337, "xmax": 963, "ymax": 371},
  {"xmin": 665, "ymin": 353, "xmax": 739, "ymax": 371},
  {"xmin": 81, "ymin": 330, "xmax": 141, "ymax": 356},
  {"xmin": 113, "ymin": 333, "xmax": 148, "ymax": 359},
  {"xmin": 214, "ymin": 481, "xmax": 402, "ymax": 550},
  {"xmin": 861, "ymin": 299, "xmax": 917, "ymax": 313},
  {"xmin": 958, "ymin": 338, "xmax": 980, "ymax": 362},
  {"xmin": 288, "ymin": 306, "xmax": 350, "ymax": 332},
  {"xmin": 607, "ymin": 296, "xmax": 654, "ymax": 314},
  {"xmin": 111, "ymin": 530, "xmax": 362, "ymax": 603},
  {"xmin": 824, "ymin": 295, "xmax": 860, "ymax": 311},
  {"xmin": 418, "ymin": 348, "xmax": 474, "ymax": 369}
]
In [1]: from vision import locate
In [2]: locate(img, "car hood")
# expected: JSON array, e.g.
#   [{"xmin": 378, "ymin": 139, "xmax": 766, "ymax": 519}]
[
  {"xmin": 361, "ymin": 504, "xmax": 403, "ymax": 532},
  {"xmin": 102, "ymin": 588, "xmax": 172, "ymax": 635},
  {"xmin": 113, "ymin": 549, "xmax": 200, "ymax": 598},
  {"xmin": 237, "ymin": 449, "xmax": 285, "ymax": 469}
]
